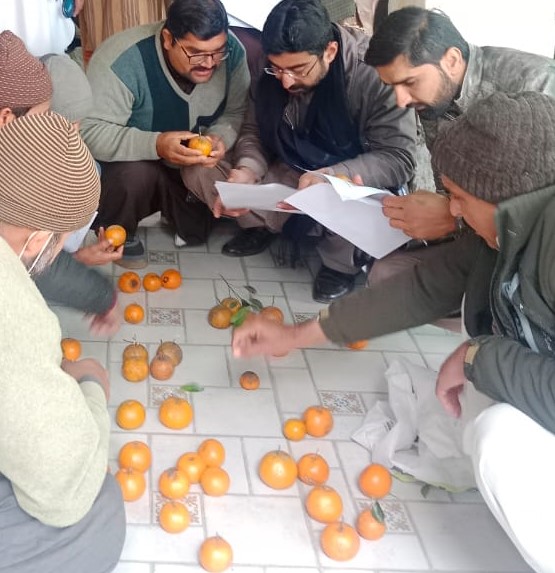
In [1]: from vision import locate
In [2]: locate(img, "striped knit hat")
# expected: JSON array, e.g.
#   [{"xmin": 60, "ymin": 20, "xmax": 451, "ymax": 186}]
[
  {"xmin": 0, "ymin": 30, "xmax": 52, "ymax": 109},
  {"xmin": 0, "ymin": 112, "xmax": 100, "ymax": 232},
  {"xmin": 432, "ymin": 91, "xmax": 555, "ymax": 203}
]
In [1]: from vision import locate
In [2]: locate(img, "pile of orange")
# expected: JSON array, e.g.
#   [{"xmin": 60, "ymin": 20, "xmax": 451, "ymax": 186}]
[
  {"xmin": 115, "ymin": 440, "xmax": 151, "ymax": 502},
  {"xmin": 150, "ymin": 340, "xmax": 183, "ymax": 381},
  {"xmin": 121, "ymin": 341, "xmax": 149, "ymax": 382},
  {"xmin": 282, "ymin": 404, "xmax": 334, "ymax": 441}
]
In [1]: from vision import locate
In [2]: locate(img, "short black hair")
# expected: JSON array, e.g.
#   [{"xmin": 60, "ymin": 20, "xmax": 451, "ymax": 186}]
[
  {"xmin": 165, "ymin": 0, "xmax": 228, "ymax": 42},
  {"xmin": 261, "ymin": 0, "xmax": 334, "ymax": 56},
  {"xmin": 365, "ymin": 7, "xmax": 469, "ymax": 68}
]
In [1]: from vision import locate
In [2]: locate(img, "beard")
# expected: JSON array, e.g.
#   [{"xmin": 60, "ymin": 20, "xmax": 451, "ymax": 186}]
[
  {"xmin": 22, "ymin": 233, "xmax": 62, "ymax": 277},
  {"xmin": 416, "ymin": 67, "xmax": 460, "ymax": 121}
]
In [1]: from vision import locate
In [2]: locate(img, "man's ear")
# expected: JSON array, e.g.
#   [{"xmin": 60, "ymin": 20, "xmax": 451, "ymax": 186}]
[
  {"xmin": 441, "ymin": 46, "xmax": 465, "ymax": 80},
  {"xmin": 323, "ymin": 41, "xmax": 339, "ymax": 65},
  {"xmin": 161, "ymin": 28, "xmax": 174, "ymax": 51},
  {"xmin": 0, "ymin": 107, "xmax": 14, "ymax": 126},
  {"xmin": 20, "ymin": 230, "xmax": 53, "ymax": 259}
]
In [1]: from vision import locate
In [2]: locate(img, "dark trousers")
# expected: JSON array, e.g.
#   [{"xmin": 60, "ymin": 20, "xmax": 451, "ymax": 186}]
[{"xmin": 96, "ymin": 160, "xmax": 215, "ymax": 243}]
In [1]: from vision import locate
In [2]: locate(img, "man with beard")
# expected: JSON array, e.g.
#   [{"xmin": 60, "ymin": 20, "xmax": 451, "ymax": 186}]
[
  {"xmin": 0, "ymin": 112, "xmax": 125, "ymax": 573},
  {"xmin": 182, "ymin": 0, "xmax": 416, "ymax": 302},
  {"xmin": 364, "ymin": 7, "xmax": 555, "ymax": 282},
  {"xmin": 80, "ymin": 0, "xmax": 250, "ymax": 268}
]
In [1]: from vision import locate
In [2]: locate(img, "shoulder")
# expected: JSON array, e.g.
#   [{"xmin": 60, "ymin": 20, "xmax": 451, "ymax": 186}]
[{"xmin": 227, "ymin": 30, "xmax": 248, "ymax": 73}]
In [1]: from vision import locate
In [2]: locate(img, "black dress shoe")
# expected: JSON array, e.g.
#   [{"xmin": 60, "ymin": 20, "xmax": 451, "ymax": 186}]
[
  {"xmin": 312, "ymin": 265, "xmax": 356, "ymax": 303},
  {"xmin": 222, "ymin": 228, "xmax": 275, "ymax": 257}
]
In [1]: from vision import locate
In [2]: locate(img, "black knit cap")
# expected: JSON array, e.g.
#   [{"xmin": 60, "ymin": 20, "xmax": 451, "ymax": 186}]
[{"xmin": 432, "ymin": 91, "xmax": 555, "ymax": 203}]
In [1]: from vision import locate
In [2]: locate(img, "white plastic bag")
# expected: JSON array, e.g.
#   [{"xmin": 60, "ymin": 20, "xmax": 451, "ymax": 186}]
[{"xmin": 352, "ymin": 358, "xmax": 494, "ymax": 491}]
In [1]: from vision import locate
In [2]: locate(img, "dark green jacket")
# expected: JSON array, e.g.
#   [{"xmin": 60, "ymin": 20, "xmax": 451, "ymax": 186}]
[{"xmin": 321, "ymin": 185, "xmax": 555, "ymax": 432}]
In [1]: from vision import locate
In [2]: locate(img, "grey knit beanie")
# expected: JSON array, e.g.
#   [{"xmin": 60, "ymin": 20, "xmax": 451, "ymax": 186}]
[
  {"xmin": 42, "ymin": 54, "xmax": 93, "ymax": 122},
  {"xmin": 0, "ymin": 112, "xmax": 100, "ymax": 232},
  {"xmin": 432, "ymin": 91, "xmax": 555, "ymax": 203}
]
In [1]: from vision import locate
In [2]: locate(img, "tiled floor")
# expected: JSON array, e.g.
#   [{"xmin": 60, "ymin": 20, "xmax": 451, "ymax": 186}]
[{"xmin": 53, "ymin": 220, "xmax": 532, "ymax": 573}]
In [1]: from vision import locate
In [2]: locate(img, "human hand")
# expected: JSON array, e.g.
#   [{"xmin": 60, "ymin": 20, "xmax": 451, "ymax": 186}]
[
  {"xmin": 203, "ymin": 134, "xmax": 226, "ymax": 168},
  {"xmin": 88, "ymin": 301, "xmax": 122, "ymax": 338},
  {"xmin": 232, "ymin": 314, "xmax": 296, "ymax": 358},
  {"xmin": 382, "ymin": 190, "xmax": 456, "ymax": 240},
  {"xmin": 227, "ymin": 166, "xmax": 258, "ymax": 185},
  {"xmin": 73, "ymin": 227, "xmax": 123, "ymax": 266},
  {"xmin": 156, "ymin": 131, "xmax": 215, "ymax": 166},
  {"xmin": 62, "ymin": 357, "xmax": 110, "ymax": 400},
  {"xmin": 297, "ymin": 168, "xmax": 332, "ymax": 190},
  {"xmin": 435, "ymin": 341, "xmax": 470, "ymax": 418},
  {"xmin": 212, "ymin": 196, "xmax": 249, "ymax": 219}
]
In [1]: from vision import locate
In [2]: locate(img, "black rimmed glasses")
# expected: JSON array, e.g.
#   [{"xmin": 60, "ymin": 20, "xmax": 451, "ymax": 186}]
[
  {"xmin": 177, "ymin": 40, "xmax": 229, "ymax": 65},
  {"xmin": 263, "ymin": 55, "xmax": 320, "ymax": 80}
]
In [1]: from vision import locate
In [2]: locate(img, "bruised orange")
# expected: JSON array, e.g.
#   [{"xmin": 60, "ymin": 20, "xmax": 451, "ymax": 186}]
[
  {"xmin": 122, "ymin": 341, "xmax": 148, "ymax": 362},
  {"xmin": 259, "ymin": 306, "xmax": 284, "ymax": 324},
  {"xmin": 161, "ymin": 268, "xmax": 182, "ymax": 289},
  {"xmin": 239, "ymin": 370, "xmax": 260, "ymax": 390},
  {"xmin": 297, "ymin": 453, "xmax": 329, "ymax": 485},
  {"xmin": 208, "ymin": 305, "xmax": 232, "ymax": 329},
  {"xmin": 159, "ymin": 467, "xmax": 190, "ymax": 499},
  {"xmin": 220, "ymin": 297, "xmax": 241, "ymax": 314},
  {"xmin": 118, "ymin": 271, "xmax": 141, "ymax": 293},
  {"xmin": 121, "ymin": 358, "xmax": 149, "ymax": 382}
]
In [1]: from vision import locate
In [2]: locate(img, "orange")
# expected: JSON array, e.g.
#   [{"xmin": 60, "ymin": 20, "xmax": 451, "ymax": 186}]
[
  {"xmin": 198, "ymin": 536, "xmax": 233, "ymax": 572},
  {"xmin": 159, "ymin": 396, "xmax": 193, "ymax": 430},
  {"xmin": 177, "ymin": 452, "xmax": 206, "ymax": 484},
  {"xmin": 197, "ymin": 438, "xmax": 226, "ymax": 467},
  {"xmin": 187, "ymin": 135, "xmax": 212, "ymax": 156},
  {"xmin": 115, "ymin": 468, "xmax": 146, "ymax": 502},
  {"xmin": 303, "ymin": 405, "xmax": 334, "ymax": 437},
  {"xmin": 121, "ymin": 357, "xmax": 149, "ymax": 382},
  {"xmin": 156, "ymin": 341, "xmax": 183, "ymax": 366},
  {"xmin": 358, "ymin": 463, "xmax": 392, "ymax": 499},
  {"xmin": 320, "ymin": 522, "xmax": 360, "ymax": 561},
  {"xmin": 346, "ymin": 340, "xmax": 368, "ymax": 350},
  {"xmin": 118, "ymin": 441, "xmax": 152, "ymax": 472},
  {"xmin": 118, "ymin": 271, "xmax": 141, "ymax": 293},
  {"xmin": 105, "ymin": 224, "xmax": 127, "ymax": 248},
  {"xmin": 259, "ymin": 306, "xmax": 284, "ymax": 323},
  {"xmin": 150, "ymin": 354, "xmax": 175, "ymax": 381},
  {"xmin": 161, "ymin": 268, "xmax": 182, "ymax": 289},
  {"xmin": 122, "ymin": 341, "xmax": 148, "ymax": 362},
  {"xmin": 356, "ymin": 505, "xmax": 386, "ymax": 540},
  {"xmin": 239, "ymin": 370, "xmax": 260, "ymax": 390},
  {"xmin": 124, "ymin": 303, "xmax": 145, "ymax": 324},
  {"xmin": 297, "ymin": 453, "xmax": 329, "ymax": 485},
  {"xmin": 200, "ymin": 466, "xmax": 230, "ymax": 496},
  {"xmin": 159, "ymin": 467, "xmax": 190, "ymax": 499},
  {"xmin": 258, "ymin": 450, "xmax": 297, "ymax": 490},
  {"xmin": 208, "ymin": 305, "xmax": 232, "ymax": 329},
  {"xmin": 116, "ymin": 400, "xmax": 146, "ymax": 430},
  {"xmin": 143, "ymin": 272, "xmax": 162, "ymax": 292},
  {"xmin": 220, "ymin": 297, "xmax": 241, "ymax": 314},
  {"xmin": 159, "ymin": 501, "xmax": 190, "ymax": 533},
  {"xmin": 305, "ymin": 485, "xmax": 343, "ymax": 523},
  {"xmin": 61, "ymin": 337, "xmax": 81, "ymax": 361},
  {"xmin": 282, "ymin": 418, "xmax": 306, "ymax": 441}
]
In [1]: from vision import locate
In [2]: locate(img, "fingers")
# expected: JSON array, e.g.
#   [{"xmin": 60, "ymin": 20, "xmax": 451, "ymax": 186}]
[{"xmin": 276, "ymin": 201, "xmax": 296, "ymax": 210}]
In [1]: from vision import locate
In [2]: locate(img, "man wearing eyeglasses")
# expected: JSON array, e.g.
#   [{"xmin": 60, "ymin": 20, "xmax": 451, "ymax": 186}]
[
  {"xmin": 182, "ymin": 0, "xmax": 416, "ymax": 302},
  {"xmin": 80, "ymin": 0, "xmax": 250, "ymax": 268}
]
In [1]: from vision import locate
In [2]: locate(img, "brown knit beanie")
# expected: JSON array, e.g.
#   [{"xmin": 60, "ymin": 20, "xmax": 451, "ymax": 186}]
[
  {"xmin": 432, "ymin": 92, "xmax": 555, "ymax": 203},
  {"xmin": 0, "ymin": 112, "xmax": 100, "ymax": 232},
  {"xmin": 0, "ymin": 31, "xmax": 53, "ymax": 109}
]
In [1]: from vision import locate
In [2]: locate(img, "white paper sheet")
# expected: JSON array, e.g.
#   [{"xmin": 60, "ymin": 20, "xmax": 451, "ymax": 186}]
[{"xmin": 215, "ymin": 176, "xmax": 409, "ymax": 259}]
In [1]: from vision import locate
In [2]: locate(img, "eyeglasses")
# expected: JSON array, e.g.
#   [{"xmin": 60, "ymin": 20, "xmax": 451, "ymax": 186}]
[
  {"xmin": 263, "ymin": 56, "xmax": 320, "ymax": 80},
  {"xmin": 177, "ymin": 40, "xmax": 229, "ymax": 66}
]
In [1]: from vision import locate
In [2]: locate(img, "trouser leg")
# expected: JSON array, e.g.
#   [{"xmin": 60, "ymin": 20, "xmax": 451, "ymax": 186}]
[
  {"xmin": 0, "ymin": 474, "xmax": 126, "ymax": 573},
  {"xmin": 317, "ymin": 231, "xmax": 361, "ymax": 275},
  {"xmin": 464, "ymin": 403, "xmax": 555, "ymax": 573},
  {"xmin": 96, "ymin": 160, "xmax": 162, "ymax": 236}
]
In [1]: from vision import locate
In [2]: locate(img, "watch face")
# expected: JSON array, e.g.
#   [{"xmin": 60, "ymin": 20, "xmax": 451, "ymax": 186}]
[{"xmin": 62, "ymin": 0, "xmax": 75, "ymax": 18}]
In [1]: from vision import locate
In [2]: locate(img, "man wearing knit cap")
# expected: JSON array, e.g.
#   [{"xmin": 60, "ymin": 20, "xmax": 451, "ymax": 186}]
[
  {"xmin": 0, "ymin": 29, "xmax": 123, "ymax": 336},
  {"xmin": 232, "ymin": 91, "xmax": 555, "ymax": 571},
  {"xmin": 0, "ymin": 112, "xmax": 125, "ymax": 573},
  {"xmin": 363, "ymin": 7, "xmax": 555, "ymax": 284}
]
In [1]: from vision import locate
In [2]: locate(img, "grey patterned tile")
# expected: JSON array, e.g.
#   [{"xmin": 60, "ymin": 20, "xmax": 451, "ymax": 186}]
[
  {"xmin": 356, "ymin": 499, "xmax": 414, "ymax": 533},
  {"xmin": 294, "ymin": 312, "xmax": 317, "ymax": 323},
  {"xmin": 152, "ymin": 492, "xmax": 202, "ymax": 526},
  {"xmin": 148, "ymin": 308, "xmax": 183, "ymax": 326},
  {"xmin": 149, "ymin": 384, "xmax": 191, "ymax": 407},
  {"xmin": 148, "ymin": 251, "xmax": 178, "ymax": 265},
  {"xmin": 319, "ymin": 390, "xmax": 366, "ymax": 415}
]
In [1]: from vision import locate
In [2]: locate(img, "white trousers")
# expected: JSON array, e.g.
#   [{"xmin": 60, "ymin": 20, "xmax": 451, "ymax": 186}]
[{"xmin": 465, "ymin": 403, "xmax": 555, "ymax": 573}]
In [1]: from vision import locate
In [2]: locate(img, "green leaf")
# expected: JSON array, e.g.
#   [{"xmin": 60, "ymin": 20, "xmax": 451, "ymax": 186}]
[
  {"xmin": 372, "ymin": 501, "xmax": 385, "ymax": 524},
  {"xmin": 230, "ymin": 307, "xmax": 251, "ymax": 327},
  {"xmin": 180, "ymin": 384, "xmax": 204, "ymax": 392},
  {"xmin": 243, "ymin": 285, "xmax": 257, "ymax": 294},
  {"xmin": 239, "ymin": 298, "xmax": 251, "ymax": 308}
]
